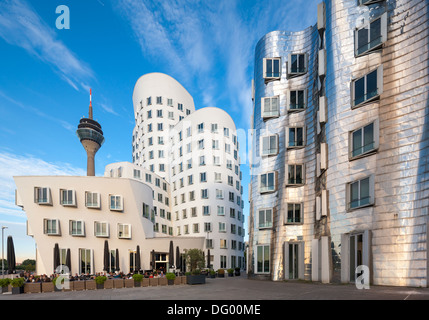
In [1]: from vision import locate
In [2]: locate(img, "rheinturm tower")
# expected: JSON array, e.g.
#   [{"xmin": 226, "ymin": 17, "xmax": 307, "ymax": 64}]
[{"xmin": 76, "ymin": 89, "xmax": 105, "ymax": 176}]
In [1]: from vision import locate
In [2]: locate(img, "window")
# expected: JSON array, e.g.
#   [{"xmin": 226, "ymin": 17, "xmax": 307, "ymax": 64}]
[
  {"xmin": 157, "ymin": 123, "xmax": 163, "ymax": 131},
  {"xmin": 288, "ymin": 90, "xmax": 307, "ymax": 111},
  {"xmin": 256, "ymin": 245, "xmax": 270, "ymax": 274},
  {"xmin": 204, "ymin": 222, "xmax": 212, "ymax": 233},
  {"xmin": 258, "ymin": 208, "xmax": 273, "ymax": 229},
  {"xmin": 217, "ymin": 206, "xmax": 225, "ymax": 216},
  {"xmin": 199, "ymin": 156, "xmax": 206, "ymax": 166},
  {"xmin": 167, "ymin": 98, "xmax": 173, "ymax": 106},
  {"xmin": 189, "ymin": 191, "xmax": 195, "ymax": 201},
  {"xmin": 70, "ymin": 220, "xmax": 85, "ymax": 236},
  {"xmin": 44, "ymin": 219, "xmax": 60, "ymax": 235},
  {"xmin": 203, "ymin": 206, "xmax": 210, "ymax": 216},
  {"xmin": 109, "ymin": 195, "xmax": 123, "ymax": 211},
  {"xmin": 260, "ymin": 135, "xmax": 278, "ymax": 156},
  {"xmin": 85, "ymin": 191, "xmax": 100, "ymax": 209},
  {"xmin": 350, "ymin": 120, "xmax": 379, "ymax": 159},
  {"xmin": 212, "ymin": 140, "xmax": 219, "ymax": 149},
  {"xmin": 156, "ymin": 96, "xmax": 162, "ymax": 104},
  {"xmin": 147, "ymin": 97, "xmax": 152, "ymax": 105},
  {"xmin": 263, "ymin": 58, "xmax": 281, "ymax": 80},
  {"xmin": 118, "ymin": 224, "xmax": 131, "ymax": 239},
  {"xmin": 288, "ymin": 53, "xmax": 307, "ymax": 76},
  {"xmin": 201, "ymin": 189, "xmax": 208, "ymax": 199},
  {"xmin": 355, "ymin": 13, "xmax": 387, "ymax": 57},
  {"xmin": 287, "ymin": 164, "xmax": 305, "ymax": 186},
  {"xmin": 220, "ymin": 239, "xmax": 227, "ymax": 248},
  {"xmin": 142, "ymin": 203, "xmax": 150, "ymax": 219},
  {"xmin": 215, "ymin": 172, "xmax": 222, "ymax": 183},
  {"xmin": 193, "ymin": 223, "xmax": 199, "ymax": 233},
  {"xmin": 286, "ymin": 203, "xmax": 302, "ymax": 224},
  {"xmin": 358, "ymin": 0, "xmax": 383, "ymax": 5},
  {"xmin": 211, "ymin": 123, "xmax": 218, "ymax": 133},
  {"xmin": 60, "ymin": 189, "xmax": 75, "ymax": 206},
  {"xmin": 224, "ymin": 127, "xmax": 229, "ymax": 137},
  {"xmin": 261, "ymin": 96, "xmax": 280, "ymax": 118},
  {"xmin": 178, "ymin": 103, "xmax": 183, "ymax": 111},
  {"xmin": 347, "ymin": 176, "xmax": 374, "ymax": 210},
  {"xmin": 79, "ymin": 249, "xmax": 92, "ymax": 274},
  {"xmin": 259, "ymin": 172, "xmax": 276, "ymax": 193},
  {"xmin": 94, "ymin": 221, "xmax": 109, "ymax": 237},
  {"xmin": 157, "ymin": 109, "xmax": 163, "ymax": 117},
  {"xmin": 197, "ymin": 123, "xmax": 204, "ymax": 133},
  {"xmin": 200, "ymin": 172, "xmax": 207, "ymax": 182},
  {"xmin": 133, "ymin": 169, "xmax": 141, "ymax": 179},
  {"xmin": 168, "ymin": 111, "xmax": 174, "ymax": 120},
  {"xmin": 287, "ymin": 127, "xmax": 305, "ymax": 148},
  {"xmin": 220, "ymin": 255, "xmax": 227, "ymax": 268},
  {"xmin": 34, "ymin": 187, "xmax": 51, "ymax": 205},
  {"xmin": 216, "ymin": 189, "xmax": 223, "ymax": 199},
  {"xmin": 198, "ymin": 139, "xmax": 204, "ymax": 149},
  {"xmin": 351, "ymin": 66, "xmax": 383, "ymax": 108}
]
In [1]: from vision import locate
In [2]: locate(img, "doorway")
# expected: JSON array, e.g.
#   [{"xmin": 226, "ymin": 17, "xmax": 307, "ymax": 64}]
[{"xmin": 284, "ymin": 241, "xmax": 304, "ymax": 280}]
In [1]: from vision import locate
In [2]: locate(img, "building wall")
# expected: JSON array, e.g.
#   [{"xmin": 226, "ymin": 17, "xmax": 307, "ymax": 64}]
[
  {"xmin": 249, "ymin": 0, "xmax": 429, "ymax": 287},
  {"xmin": 14, "ymin": 176, "xmax": 204, "ymax": 275}
]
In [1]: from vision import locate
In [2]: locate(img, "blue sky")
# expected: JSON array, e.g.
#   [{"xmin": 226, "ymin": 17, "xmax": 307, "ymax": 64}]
[{"xmin": 0, "ymin": 0, "xmax": 318, "ymax": 262}]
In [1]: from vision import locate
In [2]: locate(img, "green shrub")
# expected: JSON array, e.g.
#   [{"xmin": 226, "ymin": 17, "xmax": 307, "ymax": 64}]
[
  {"xmin": 132, "ymin": 274, "xmax": 143, "ymax": 282},
  {"xmin": 227, "ymin": 268, "xmax": 234, "ymax": 274},
  {"xmin": 11, "ymin": 278, "xmax": 24, "ymax": 288},
  {"xmin": 95, "ymin": 276, "xmax": 107, "ymax": 285},
  {"xmin": 217, "ymin": 269, "xmax": 225, "ymax": 275},
  {"xmin": 191, "ymin": 269, "xmax": 201, "ymax": 275},
  {"xmin": 210, "ymin": 270, "xmax": 216, "ymax": 276},
  {"xmin": 166, "ymin": 273, "xmax": 176, "ymax": 280},
  {"xmin": 0, "ymin": 278, "xmax": 11, "ymax": 287},
  {"xmin": 185, "ymin": 272, "xmax": 191, "ymax": 276}
]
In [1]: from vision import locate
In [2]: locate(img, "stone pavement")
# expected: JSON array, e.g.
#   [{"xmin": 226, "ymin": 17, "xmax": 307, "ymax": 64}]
[{"xmin": 1, "ymin": 275, "xmax": 429, "ymax": 300}]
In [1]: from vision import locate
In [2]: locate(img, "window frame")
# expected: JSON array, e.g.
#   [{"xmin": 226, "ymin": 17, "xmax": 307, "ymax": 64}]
[
  {"xmin": 354, "ymin": 12, "xmax": 387, "ymax": 57},
  {"xmin": 258, "ymin": 208, "xmax": 273, "ymax": 229},
  {"xmin": 260, "ymin": 134, "xmax": 279, "ymax": 156},
  {"xmin": 286, "ymin": 164, "xmax": 306, "ymax": 187},
  {"xmin": 261, "ymin": 96, "xmax": 280, "ymax": 119},
  {"xmin": 349, "ymin": 119, "xmax": 379, "ymax": 160},
  {"xmin": 263, "ymin": 57, "xmax": 281, "ymax": 81},
  {"xmin": 286, "ymin": 126, "xmax": 306, "ymax": 149},
  {"xmin": 109, "ymin": 194, "xmax": 124, "ymax": 211},
  {"xmin": 118, "ymin": 223, "xmax": 132, "ymax": 239},
  {"xmin": 94, "ymin": 221, "xmax": 110, "ymax": 238},
  {"xmin": 346, "ymin": 175, "xmax": 375, "ymax": 211},
  {"xmin": 259, "ymin": 171, "xmax": 277, "ymax": 193},
  {"xmin": 69, "ymin": 220, "xmax": 85, "ymax": 237},
  {"xmin": 255, "ymin": 244, "xmax": 270, "ymax": 274},
  {"xmin": 287, "ymin": 89, "xmax": 307, "ymax": 112},
  {"xmin": 60, "ymin": 189, "xmax": 76, "ymax": 207},
  {"xmin": 285, "ymin": 203, "xmax": 303, "ymax": 224},
  {"xmin": 287, "ymin": 53, "xmax": 308, "ymax": 77},
  {"xmin": 351, "ymin": 65, "xmax": 383, "ymax": 108},
  {"xmin": 43, "ymin": 218, "xmax": 60, "ymax": 236}
]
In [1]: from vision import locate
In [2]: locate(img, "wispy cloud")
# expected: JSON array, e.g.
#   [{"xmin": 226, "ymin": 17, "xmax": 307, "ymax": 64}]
[
  {"xmin": 0, "ymin": 0, "xmax": 94, "ymax": 91},
  {"xmin": 0, "ymin": 151, "xmax": 86, "ymax": 217}
]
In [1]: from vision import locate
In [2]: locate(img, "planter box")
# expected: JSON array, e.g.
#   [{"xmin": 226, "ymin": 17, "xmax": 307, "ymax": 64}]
[
  {"xmin": 159, "ymin": 278, "xmax": 167, "ymax": 286},
  {"xmin": 124, "ymin": 279, "xmax": 134, "ymax": 288},
  {"xmin": 149, "ymin": 278, "xmax": 159, "ymax": 286},
  {"xmin": 104, "ymin": 279, "xmax": 114, "ymax": 289},
  {"xmin": 24, "ymin": 283, "xmax": 41, "ymax": 294},
  {"xmin": 96, "ymin": 283, "xmax": 104, "ymax": 290},
  {"xmin": 142, "ymin": 278, "xmax": 150, "ymax": 287},
  {"xmin": 73, "ymin": 281, "xmax": 85, "ymax": 291},
  {"xmin": 134, "ymin": 281, "xmax": 142, "ymax": 287},
  {"xmin": 235, "ymin": 271, "xmax": 241, "ymax": 276},
  {"xmin": 85, "ymin": 280, "xmax": 96, "ymax": 290},
  {"xmin": 41, "ymin": 282, "xmax": 55, "ymax": 293},
  {"xmin": 180, "ymin": 276, "xmax": 187, "ymax": 285},
  {"xmin": 186, "ymin": 275, "xmax": 206, "ymax": 285},
  {"xmin": 1, "ymin": 286, "xmax": 9, "ymax": 293},
  {"xmin": 173, "ymin": 277, "xmax": 181, "ymax": 285},
  {"xmin": 113, "ymin": 279, "xmax": 124, "ymax": 289},
  {"xmin": 228, "ymin": 273, "xmax": 234, "ymax": 277},
  {"xmin": 11, "ymin": 286, "xmax": 24, "ymax": 294}
]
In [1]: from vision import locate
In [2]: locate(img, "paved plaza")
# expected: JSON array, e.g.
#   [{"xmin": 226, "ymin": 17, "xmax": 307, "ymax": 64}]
[{"xmin": 1, "ymin": 275, "xmax": 429, "ymax": 300}]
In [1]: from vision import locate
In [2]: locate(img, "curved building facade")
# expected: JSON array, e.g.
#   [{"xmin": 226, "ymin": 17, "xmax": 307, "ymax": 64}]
[{"xmin": 249, "ymin": 0, "xmax": 429, "ymax": 287}]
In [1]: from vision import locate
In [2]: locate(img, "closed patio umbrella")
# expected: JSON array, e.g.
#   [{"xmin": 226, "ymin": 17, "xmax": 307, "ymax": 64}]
[
  {"xmin": 115, "ymin": 249, "xmax": 120, "ymax": 272},
  {"xmin": 151, "ymin": 250, "xmax": 155, "ymax": 270},
  {"xmin": 103, "ymin": 240, "xmax": 109, "ymax": 272},
  {"xmin": 7, "ymin": 236, "xmax": 16, "ymax": 274},
  {"xmin": 168, "ymin": 241, "xmax": 174, "ymax": 268},
  {"xmin": 175, "ymin": 246, "xmax": 180, "ymax": 270},
  {"xmin": 135, "ymin": 245, "xmax": 141, "ymax": 273},
  {"xmin": 207, "ymin": 249, "xmax": 211, "ymax": 269},
  {"xmin": 53, "ymin": 243, "xmax": 60, "ymax": 273},
  {"xmin": 65, "ymin": 248, "xmax": 71, "ymax": 273}
]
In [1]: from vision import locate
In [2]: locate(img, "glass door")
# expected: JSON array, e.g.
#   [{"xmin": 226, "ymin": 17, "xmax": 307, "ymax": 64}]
[{"xmin": 349, "ymin": 233, "xmax": 363, "ymax": 282}]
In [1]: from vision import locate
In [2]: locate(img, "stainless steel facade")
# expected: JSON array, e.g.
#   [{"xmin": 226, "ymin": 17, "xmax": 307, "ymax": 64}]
[{"xmin": 249, "ymin": 0, "xmax": 429, "ymax": 287}]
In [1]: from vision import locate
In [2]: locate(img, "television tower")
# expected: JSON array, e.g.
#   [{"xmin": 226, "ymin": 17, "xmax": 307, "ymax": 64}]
[{"xmin": 76, "ymin": 89, "xmax": 105, "ymax": 176}]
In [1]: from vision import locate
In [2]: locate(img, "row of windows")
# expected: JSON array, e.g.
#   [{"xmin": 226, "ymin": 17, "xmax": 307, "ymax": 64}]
[
  {"xmin": 172, "ymin": 172, "xmax": 242, "ymax": 192},
  {"xmin": 43, "ymin": 219, "xmax": 131, "ymax": 239},
  {"xmin": 173, "ymin": 123, "xmax": 238, "ymax": 145},
  {"xmin": 141, "ymin": 96, "xmax": 191, "ymax": 114},
  {"xmin": 206, "ymin": 239, "xmax": 245, "ymax": 252},
  {"xmin": 35, "ymin": 188, "xmax": 124, "ymax": 211},
  {"xmin": 176, "ymin": 222, "xmax": 245, "ymax": 238},
  {"xmin": 173, "ymin": 190, "xmax": 244, "ymax": 209},
  {"xmin": 171, "ymin": 157, "xmax": 241, "ymax": 177},
  {"xmin": 174, "ymin": 206, "xmax": 244, "ymax": 223}
]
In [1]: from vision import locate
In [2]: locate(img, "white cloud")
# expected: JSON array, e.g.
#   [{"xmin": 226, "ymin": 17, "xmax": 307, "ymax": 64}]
[{"xmin": 0, "ymin": 0, "xmax": 94, "ymax": 91}]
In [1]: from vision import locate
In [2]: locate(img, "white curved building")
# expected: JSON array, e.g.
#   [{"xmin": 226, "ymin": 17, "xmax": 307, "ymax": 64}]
[
  {"xmin": 132, "ymin": 73, "xmax": 196, "ymax": 180},
  {"xmin": 130, "ymin": 73, "xmax": 245, "ymax": 270}
]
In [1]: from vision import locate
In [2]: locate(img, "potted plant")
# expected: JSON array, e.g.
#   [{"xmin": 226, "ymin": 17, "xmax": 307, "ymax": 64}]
[
  {"xmin": 166, "ymin": 272, "xmax": 176, "ymax": 285},
  {"xmin": 0, "ymin": 278, "xmax": 11, "ymax": 293},
  {"xmin": 184, "ymin": 249, "xmax": 206, "ymax": 285},
  {"xmin": 95, "ymin": 275, "xmax": 107, "ymax": 289},
  {"xmin": 10, "ymin": 277, "xmax": 25, "ymax": 294},
  {"xmin": 217, "ymin": 269, "xmax": 225, "ymax": 278},
  {"xmin": 234, "ymin": 267, "xmax": 241, "ymax": 276},
  {"xmin": 132, "ymin": 273, "xmax": 143, "ymax": 287},
  {"xmin": 227, "ymin": 268, "xmax": 234, "ymax": 277},
  {"xmin": 209, "ymin": 270, "xmax": 216, "ymax": 278}
]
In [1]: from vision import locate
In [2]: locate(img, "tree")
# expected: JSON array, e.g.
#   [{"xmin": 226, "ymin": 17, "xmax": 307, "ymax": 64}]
[{"xmin": 184, "ymin": 249, "xmax": 205, "ymax": 272}]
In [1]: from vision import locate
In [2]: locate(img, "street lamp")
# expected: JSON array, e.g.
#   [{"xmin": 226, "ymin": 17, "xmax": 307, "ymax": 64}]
[{"xmin": 1, "ymin": 226, "xmax": 7, "ymax": 279}]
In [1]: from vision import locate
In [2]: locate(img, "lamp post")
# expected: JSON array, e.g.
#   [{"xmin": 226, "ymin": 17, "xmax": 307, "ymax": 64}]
[{"xmin": 1, "ymin": 226, "xmax": 7, "ymax": 279}]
